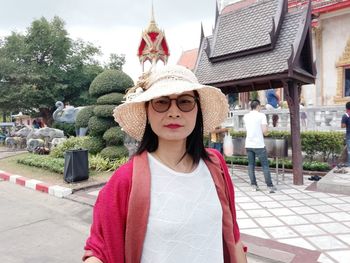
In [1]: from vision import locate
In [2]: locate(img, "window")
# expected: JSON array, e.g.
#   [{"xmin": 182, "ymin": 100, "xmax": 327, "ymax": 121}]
[
  {"xmin": 345, "ymin": 68, "xmax": 350, "ymax": 97},
  {"xmin": 334, "ymin": 38, "xmax": 350, "ymax": 104}
]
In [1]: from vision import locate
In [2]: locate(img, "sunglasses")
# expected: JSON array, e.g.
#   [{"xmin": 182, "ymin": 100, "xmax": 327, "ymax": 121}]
[{"xmin": 151, "ymin": 94, "xmax": 199, "ymax": 113}]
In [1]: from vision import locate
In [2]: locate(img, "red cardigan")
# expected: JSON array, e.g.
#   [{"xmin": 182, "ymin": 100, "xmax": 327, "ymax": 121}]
[{"xmin": 84, "ymin": 149, "xmax": 242, "ymax": 263}]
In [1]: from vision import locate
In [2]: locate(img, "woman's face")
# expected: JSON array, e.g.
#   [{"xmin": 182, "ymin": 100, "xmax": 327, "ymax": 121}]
[{"xmin": 147, "ymin": 91, "xmax": 198, "ymax": 144}]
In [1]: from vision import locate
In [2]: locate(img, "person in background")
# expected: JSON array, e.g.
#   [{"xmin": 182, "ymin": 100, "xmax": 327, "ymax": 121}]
[
  {"xmin": 243, "ymin": 99, "xmax": 277, "ymax": 193},
  {"xmin": 300, "ymin": 102, "xmax": 307, "ymax": 128},
  {"xmin": 265, "ymin": 88, "xmax": 280, "ymax": 127},
  {"xmin": 83, "ymin": 65, "xmax": 247, "ymax": 263},
  {"xmin": 32, "ymin": 120, "xmax": 40, "ymax": 129},
  {"xmin": 210, "ymin": 126, "xmax": 229, "ymax": 154},
  {"xmin": 341, "ymin": 101, "xmax": 350, "ymax": 166}
]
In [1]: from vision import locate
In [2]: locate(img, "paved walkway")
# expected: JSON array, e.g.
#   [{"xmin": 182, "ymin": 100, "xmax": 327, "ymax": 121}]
[
  {"xmin": 232, "ymin": 167, "xmax": 350, "ymax": 263},
  {"xmin": 1, "ymin": 148, "xmax": 350, "ymax": 262},
  {"xmin": 77, "ymin": 166, "xmax": 350, "ymax": 262}
]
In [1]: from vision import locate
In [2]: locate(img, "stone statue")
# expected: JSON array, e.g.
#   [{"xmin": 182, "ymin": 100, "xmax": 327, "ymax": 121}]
[
  {"xmin": 26, "ymin": 127, "xmax": 65, "ymax": 152},
  {"xmin": 26, "ymin": 127, "xmax": 65, "ymax": 141},
  {"xmin": 53, "ymin": 101, "xmax": 84, "ymax": 124}
]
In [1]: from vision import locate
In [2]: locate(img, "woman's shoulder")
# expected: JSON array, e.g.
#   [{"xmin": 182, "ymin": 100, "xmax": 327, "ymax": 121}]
[
  {"xmin": 109, "ymin": 158, "xmax": 133, "ymax": 184},
  {"xmin": 99, "ymin": 158, "xmax": 134, "ymax": 197}
]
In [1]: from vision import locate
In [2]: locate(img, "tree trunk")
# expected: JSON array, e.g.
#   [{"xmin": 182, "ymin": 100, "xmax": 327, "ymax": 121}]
[{"xmin": 284, "ymin": 81, "xmax": 303, "ymax": 185}]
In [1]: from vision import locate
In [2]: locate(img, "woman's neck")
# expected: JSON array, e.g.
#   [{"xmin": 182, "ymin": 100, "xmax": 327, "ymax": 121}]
[{"xmin": 153, "ymin": 139, "xmax": 194, "ymax": 173}]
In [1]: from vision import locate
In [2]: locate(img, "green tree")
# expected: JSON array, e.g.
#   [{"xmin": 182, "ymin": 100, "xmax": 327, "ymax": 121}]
[
  {"xmin": 105, "ymin": 53, "xmax": 125, "ymax": 70},
  {"xmin": 0, "ymin": 16, "xmax": 103, "ymax": 125}
]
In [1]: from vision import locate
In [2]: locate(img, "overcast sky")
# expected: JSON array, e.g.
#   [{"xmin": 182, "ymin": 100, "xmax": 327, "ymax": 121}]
[{"xmin": 0, "ymin": 0, "xmax": 219, "ymax": 81}]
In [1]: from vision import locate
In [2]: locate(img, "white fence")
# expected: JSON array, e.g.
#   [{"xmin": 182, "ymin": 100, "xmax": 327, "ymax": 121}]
[{"xmin": 222, "ymin": 105, "xmax": 345, "ymax": 132}]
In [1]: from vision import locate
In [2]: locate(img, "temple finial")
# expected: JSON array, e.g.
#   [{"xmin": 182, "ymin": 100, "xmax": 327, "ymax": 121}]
[{"xmin": 151, "ymin": 1, "xmax": 155, "ymax": 22}]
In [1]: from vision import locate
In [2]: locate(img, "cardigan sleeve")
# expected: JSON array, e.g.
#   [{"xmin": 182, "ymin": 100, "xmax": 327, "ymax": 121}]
[
  {"xmin": 207, "ymin": 149, "xmax": 241, "ymax": 243},
  {"xmin": 83, "ymin": 191, "xmax": 108, "ymax": 262},
  {"xmin": 83, "ymin": 161, "xmax": 133, "ymax": 262}
]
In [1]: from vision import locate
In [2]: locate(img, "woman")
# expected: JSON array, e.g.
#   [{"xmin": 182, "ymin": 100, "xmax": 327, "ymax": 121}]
[{"xmin": 83, "ymin": 65, "xmax": 247, "ymax": 263}]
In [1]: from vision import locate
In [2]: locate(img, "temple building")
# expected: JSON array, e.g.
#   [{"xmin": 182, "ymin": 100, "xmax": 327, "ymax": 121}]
[
  {"xmin": 137, "ymin": 6, "xmax": 169, "ymax": 72},
  {"xmin": 195, "ymin": 0, "xmax": 316, "ymax": 183},
  {"xmin": 178, "ymin": 0, "xmax": 350, "ymax": 107}
]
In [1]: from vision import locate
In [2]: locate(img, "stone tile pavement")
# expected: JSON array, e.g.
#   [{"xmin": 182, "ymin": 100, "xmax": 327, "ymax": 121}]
[{"xmin": 231, "ymin": 166, "xmax": 350, "ymax": 263}]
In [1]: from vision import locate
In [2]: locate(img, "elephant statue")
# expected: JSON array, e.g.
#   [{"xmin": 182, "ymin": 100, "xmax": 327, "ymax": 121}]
[
  {"xmin": 27, "ymin": 138, "xmax": 45, "ymax": 153},
  {"xmin": 14, "ymin": 126, "xmax": 32, "ymax": 138},
  {"xmin": 27, "ymin": 127, "xmax": 65, "ymax": 141},
  {"xmin": 53, "ymin": 101, "xmax": 84, "ymax": 124},
  {"xmin": 51, "ymin": 137, "xmax": 67, "ymax": 148}
]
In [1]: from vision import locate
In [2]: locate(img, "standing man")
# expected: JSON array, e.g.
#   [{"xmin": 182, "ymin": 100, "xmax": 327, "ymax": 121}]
[
  {"xmin": 243, "ymin": 100, "xmax": 276, "ymax": 193},
  {"xmin": 341, "ymin": 101, "xmax": 350, "ymax": 166}
]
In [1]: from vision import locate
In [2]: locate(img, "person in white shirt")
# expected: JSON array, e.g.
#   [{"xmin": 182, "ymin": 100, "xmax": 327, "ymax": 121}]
[{"xmin": 243, "ymin": 100, "xmax": 276, "ymax": 193}]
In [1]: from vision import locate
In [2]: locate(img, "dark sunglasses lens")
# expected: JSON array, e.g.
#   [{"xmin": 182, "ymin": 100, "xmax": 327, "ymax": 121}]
[
  {"xmin": 152, "ymin": 97, "xmax": 171, "ymax": 112},
  {"xmin": 177, "ymin": 95, "xmax": 196, "ymax": 112}
]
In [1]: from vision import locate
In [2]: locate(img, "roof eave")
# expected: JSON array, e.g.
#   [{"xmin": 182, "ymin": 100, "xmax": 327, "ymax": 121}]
[{"xmin": 209, "ymin": 44, "xmax": 273, "ymax": 63}]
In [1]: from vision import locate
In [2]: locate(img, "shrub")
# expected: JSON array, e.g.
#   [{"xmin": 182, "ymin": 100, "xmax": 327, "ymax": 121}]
[
  {"xmin": 301, "ymin": 131, "xmax": 344, "ymax": 161},
  {"xmin": 97, "ymin": 93, "xmax": 125, "ymax": 105},
  {"xmin": 89, "ymin": 154, "xmax": 128, "ymax": 172},
  {"xmin": 50, "ymin": 136, "xmax": 88, "ymax": 158},
  {"xmin": 75, "ymin": 106, "xmax": 94, "ymax": 128},
  {"xmin": 93, "ymin": 105, "xmax": 116, "ymax": 118},
  {"xmin": 52, "ymin": 122, "xmax": 76, "ymax": 137},
  {"xmin": 303, "ymin": 161, "xmax": 331, "ymax": 171},
  {"xmin": 89, "ymin": 70, "xmax": 133, "ymax": 97},
  {"xmin": 100, "ymin": 145, "xmax": 128, "ymax": 160},
  {"xmin": 103, "ymin": 126, "xmax": 124, "ymax": 146},
  {"xmin": 82, "ymin": 136, "xmax": 105, "ymax": 154},
  {"xmin": 230, "ymin": 131, "xmax": 246, "ymax": 138},
  {"xmin": 50, "ymin": 136, "xmax": 104, "ymax": 157},
  {"xmin": 225, "ymin": 156, "xmax": 330, "ymax": 171},
  {"xmin": 229, "ymin": 130, "xmax": 344, "ymax": 163},
  {"xmin": 88, "ymin": 116, "xmax": 115, "ymax": 137},
  {"xmin": 17, "ymin": 155, "xmax": 65, "ymax": 174}
]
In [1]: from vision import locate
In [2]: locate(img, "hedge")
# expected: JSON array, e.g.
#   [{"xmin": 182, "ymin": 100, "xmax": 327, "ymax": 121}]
[
  {"xmin": 89, "ymin": 70, "xmax": 133, "ymax": 97},
  {"xmin": 300, "ymin": 131, "xmax": 344, "ymax": 161},
  {"xmin": 50, "ymin": 136, "xmax": 105, "ymax": 158},
  {"xmin": 230, "ymin": 130, "xmax": 344, "ymax": 162},
  {"xmin": 93, "ymin": 105, "xmax": 116, "ymax": 118},
  {"xmin": 17, "ymin": 155, "xmax": 65, "ymax": 174},
  {"xmin": 75, "ymin": 106, "xmax": 94, "ymax": 128},
  {"xmin": 225, "ymin": 156, "xmax": 331, "ymax": 171},
  {"xmin": 103, "ymin": 126, "xmax": 124, "ymax": 146},
  {"xmin": 100, "ymin": 145, "xmax": 129, "ymax": 160},
  {"xmin": 88, "ymin": 116, "xmax": 115, "ymax": 137},
  {"xmin": 97, "ymin": 92, "xmax": 125, "ymax": 105}
]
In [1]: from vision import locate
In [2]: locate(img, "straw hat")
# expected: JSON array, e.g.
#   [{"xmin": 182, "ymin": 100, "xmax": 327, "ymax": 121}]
[{"xmin": 113, "ymin": 65, "xmax": 228, "ymax": 141}]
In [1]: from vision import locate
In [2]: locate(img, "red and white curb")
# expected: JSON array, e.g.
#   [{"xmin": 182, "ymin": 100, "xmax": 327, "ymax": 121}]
[{"xmin": 0, "ymin": 170, "xmax": 72, "ymax": 198}]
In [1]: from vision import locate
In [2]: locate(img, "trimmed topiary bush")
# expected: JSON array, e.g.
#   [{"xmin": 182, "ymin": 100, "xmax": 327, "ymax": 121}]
[
  {"xmin": 75, "ymin": 106, "xmax": 94, "ymax": 129},
  {"xmin": 82, "ymin": 136, "xmax": 105, "ymax": 154},
  {"xmin": 88, "ymin": 116, "xmax": 115, "ymax": 136},
  {"xmin": 89, "ymin": 70, "xmax": 133, "ymax": 97},
  {"xmin": 97, "ymin": 93, "xmax": 125, "ymax": 105},
  {"xmin": 93, "ymin": 105, "xmax": 116, "ymax": 118},
  {"xmin": 100, "ymin": 145, "xmax": 128, "ymax": 160},
  {"xmin": 103, "ymin": 126, "xmax": 124, "ymax": 146}
]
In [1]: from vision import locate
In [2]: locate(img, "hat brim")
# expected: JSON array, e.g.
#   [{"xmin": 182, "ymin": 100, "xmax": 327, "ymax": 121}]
[{"xmin": 113, "ymin": 81, "xmax": 228, "ymax": 141}]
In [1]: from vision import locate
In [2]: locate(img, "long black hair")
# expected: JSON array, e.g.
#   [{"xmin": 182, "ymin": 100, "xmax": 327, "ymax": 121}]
[{"xmin": 135, "ymin": 90, "xmax": 210, "ymax": 164}]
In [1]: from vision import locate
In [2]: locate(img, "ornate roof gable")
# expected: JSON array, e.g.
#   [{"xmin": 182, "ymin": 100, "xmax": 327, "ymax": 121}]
[
  {"xmin": 209, "ymin": 0, "xmax": 287, "ymax": 62},
  {"xmin": 195, "ymin": 0, "xmax": 315, "ymax": 92},
  {"xmin": 137, "ymin": 6, "xmax": 169, "ymax": 67}
]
